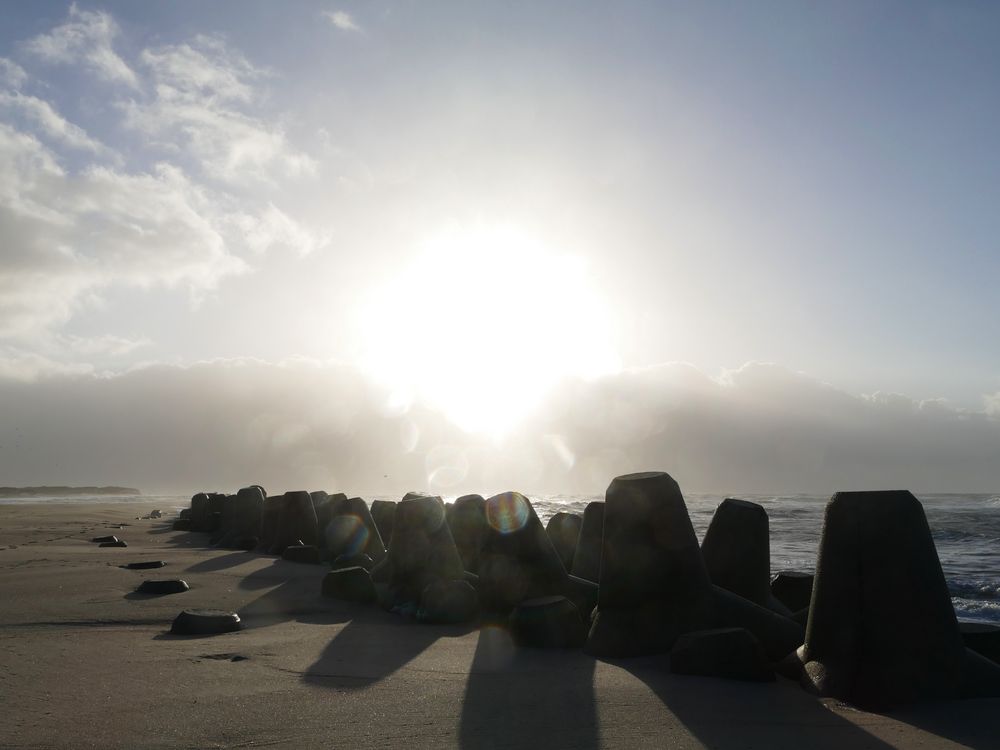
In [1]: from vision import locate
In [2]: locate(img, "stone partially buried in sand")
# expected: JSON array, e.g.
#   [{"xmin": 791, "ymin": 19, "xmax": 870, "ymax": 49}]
[
  {"xmin": 123, "ymin": 561, "xmax": 167, "ymax": 570},
  {"xmin": 137, "ymin": 579, "xmax": 189, "ymax": 595},
  {"xmin": 797, "ymin": 490, "xmax": 1000, "ymax": 710},
  {"xmin": 170, "ymin": 609, "xmax": 241, "ymax": 635},
  {"xmin": 100, "ymin": 540, "xmax": 127, "ymax": 548}
]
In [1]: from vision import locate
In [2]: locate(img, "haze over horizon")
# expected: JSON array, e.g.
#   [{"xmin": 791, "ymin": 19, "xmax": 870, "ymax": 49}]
[{"xmin": 2, "ymin": 2, "xmax": 999, "ymax": 495}]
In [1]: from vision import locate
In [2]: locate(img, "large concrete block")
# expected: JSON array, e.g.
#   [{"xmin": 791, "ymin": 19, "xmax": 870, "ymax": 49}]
[{"xmin": 478, "ymin": 492, "xmax": 570, "ymax": 615}]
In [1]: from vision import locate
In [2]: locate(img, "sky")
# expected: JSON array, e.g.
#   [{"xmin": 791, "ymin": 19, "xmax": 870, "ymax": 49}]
[{"xmin": 1, "ymin": 1, "xmax": 999, "ymax": 496}]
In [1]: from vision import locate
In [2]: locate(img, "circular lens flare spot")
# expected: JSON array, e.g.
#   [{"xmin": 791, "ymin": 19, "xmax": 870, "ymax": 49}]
[
  {"xmin": 486, "ymin": 492, "xmax": 531, "ymax": 535},
  {"xmin": 326, "ymin": 515, "xmax": 370, "ymax": 557}
]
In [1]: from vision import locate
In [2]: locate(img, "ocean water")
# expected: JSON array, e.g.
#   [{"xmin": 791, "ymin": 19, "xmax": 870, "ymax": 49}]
[{"xmin": 6, "ymin": 490, "xmax": 998, "ymax": 625}]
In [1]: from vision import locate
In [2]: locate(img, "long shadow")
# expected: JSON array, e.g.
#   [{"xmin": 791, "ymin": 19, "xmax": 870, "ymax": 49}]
[
  {"xmin": 459, "ymin": 626, "xmax": 598, "ymax": 749},
  {"xmin": 302, "ymin": 609, "xmax": 464, "ymax": 689},
  {"xmin": 185, "ymin": 551, "xmax": 256, "ymax": 573},
  {"xmin": 613, "ymin": 658, "xmax": 902, "ymax": 750},
  {"xmin": 236, "ymin": 558, "xmax": 350, "ymax": 630},
  {"xmin": 883, "ymin": 697, "xmax": 1000, "ymax": 750}
]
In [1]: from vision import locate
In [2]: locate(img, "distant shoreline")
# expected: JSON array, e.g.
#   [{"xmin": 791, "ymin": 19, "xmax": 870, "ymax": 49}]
[{"xmin": 0, "ymin": 486, "xmax": 140, "ymax": 497}]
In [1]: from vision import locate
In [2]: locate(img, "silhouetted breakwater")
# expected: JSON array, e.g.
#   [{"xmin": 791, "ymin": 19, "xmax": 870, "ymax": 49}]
[{"xmin": 169, "ymin": 475, "xmax": 1000, "ymax": 711}]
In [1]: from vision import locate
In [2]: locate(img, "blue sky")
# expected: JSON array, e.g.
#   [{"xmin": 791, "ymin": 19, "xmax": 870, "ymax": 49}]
[{"xmin": 1, "ymin": 2, "xmax": 999, "ymax": 492}]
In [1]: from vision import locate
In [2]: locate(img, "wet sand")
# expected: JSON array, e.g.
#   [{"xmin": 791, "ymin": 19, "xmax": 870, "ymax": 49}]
[{"xmin": 0, "ymin": 501, "xmax": 996, "ymax": 749}]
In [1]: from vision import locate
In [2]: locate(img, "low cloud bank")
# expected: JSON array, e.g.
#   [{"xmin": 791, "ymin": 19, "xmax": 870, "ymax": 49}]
[{"xmin": 1, "ymin": 359, "xmax": 998, "ymax": 497}]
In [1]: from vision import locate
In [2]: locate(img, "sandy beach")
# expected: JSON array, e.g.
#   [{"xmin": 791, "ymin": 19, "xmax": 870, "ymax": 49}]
[{"xmin": 0, "ymin": 501, "xmax": 996, "ymax": 750}]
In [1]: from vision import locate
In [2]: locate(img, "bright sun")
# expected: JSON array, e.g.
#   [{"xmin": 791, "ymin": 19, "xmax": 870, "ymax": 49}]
[{"xmin": 358, "ymin": 224, "xmax": 620, "ymax": 435}]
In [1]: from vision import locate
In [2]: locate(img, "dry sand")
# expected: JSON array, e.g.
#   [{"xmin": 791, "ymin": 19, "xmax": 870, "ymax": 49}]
[{"xmin": 0, "ymin": 501, "xmax": 996, "ymax": 749}]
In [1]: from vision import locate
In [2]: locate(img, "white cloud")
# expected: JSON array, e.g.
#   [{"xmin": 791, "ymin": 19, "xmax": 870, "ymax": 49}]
[
  {"xmin": 0, "ymin": 91, "xmax": 106, "ymax": 153},
  {"xmin": 122, "ymin": 35, "xmax": 316, "ymax": 184},
  {"xmin": 0, "ymin": 14, "xmax": 323, "ymax": 349},
  {"xmin": 227, "ymin": 202, "xmax": 327, "ymax": 257},
  {"xmin": 24, "ymin": 3, "xmax": 139, "ymax": 88},
  {"xmin": 986, "ymin": 392, "xmax": 1000, "ymax": 416},
  {"xmin": 0, "ymin": 122, "xmax": 247, "ymax": 337},
  {"xmin": 0, "ymin": 57, "xmax": 28, "ymax": 88},
  {"xmin": 0, "ymin": 360, "xmax": 998, "ymax": 494},
  {"xmin": 323, "ymin": 10, "xmax": 361, "ymax": 32}
]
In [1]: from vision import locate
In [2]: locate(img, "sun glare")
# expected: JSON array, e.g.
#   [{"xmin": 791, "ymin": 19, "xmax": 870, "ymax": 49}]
[{"xmin": 358, "ymin": 225, "xmax": 620, "ymax": 435}]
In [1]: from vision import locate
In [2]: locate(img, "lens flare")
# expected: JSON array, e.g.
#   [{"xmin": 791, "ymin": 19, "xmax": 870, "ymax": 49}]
[
  {"xmin": 325, "ymin": 515, "xmax": 370, "ymax": 557},
  {"xmin": 485, "ymin": 491, "xmax": 531, "ymax": 535}
]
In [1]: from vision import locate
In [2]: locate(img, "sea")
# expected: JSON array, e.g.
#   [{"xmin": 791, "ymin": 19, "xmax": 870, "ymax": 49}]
[{"xmin": 5, "ymin": 490, "xmax": 998, "ymax": 625}]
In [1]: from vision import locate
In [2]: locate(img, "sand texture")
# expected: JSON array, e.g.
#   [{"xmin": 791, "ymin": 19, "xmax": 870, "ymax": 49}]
[{"xmin": 0, "ymin": 502, "xmax": 996, "ymax": 749}]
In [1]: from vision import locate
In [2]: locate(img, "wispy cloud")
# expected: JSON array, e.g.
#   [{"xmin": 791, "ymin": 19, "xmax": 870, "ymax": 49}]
[
  {"xmin": 0, "ymin": 11, "xmax": 323, "ymax": 347},
  {"xmin": 122, "ymin": 34, "xmax": 316, "ymax": 184},
  {"xmin": 0, "ymin": 91, "xmax": 106, "ymax": 153},
  {"xmin": 24, "ymin": 3, "xmax": 139, "ymax": 88},
  {"xmin": 323, "ymin": 10, "xmax": 361, "ymax": 32},
  {"xmin": 0, "ymin": 57, "xmax": 27, "ymax": 88}
]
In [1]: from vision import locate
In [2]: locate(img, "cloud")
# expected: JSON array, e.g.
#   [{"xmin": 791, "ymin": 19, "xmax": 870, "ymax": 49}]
[
  {"xmin": 0, "ymin": 122, "xmax": 247, "ymax": 336},
  {"xmin": 0, "ymin": 360, "xmax": 997, "ymax": 495},
  {"xmin": 323, "ymin": 10, "xmax": 361, "ymax": 32},
  {"xmin": 122, "ymin": 35, "xmax": 316, "ymax": 184},
  {"xmin": 0, "ymin": 57, "xmax": 28, "ymax": 88},
  {"xmin": 0, "ymin": 91, "xmax": 106, "ymax": 153},
  {"xmin": 0, "ymin": 13, "xmax": 323, "ymax": 347},
  {"xmin": 24, "ymin": 3, "xmax": 138, "ymax": 88}
]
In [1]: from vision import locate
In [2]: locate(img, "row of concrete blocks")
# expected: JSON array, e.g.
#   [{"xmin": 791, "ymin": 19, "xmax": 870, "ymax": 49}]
[{"xmin": 177, "ymin": 473, "xmax": 1000, "ymax": 711}]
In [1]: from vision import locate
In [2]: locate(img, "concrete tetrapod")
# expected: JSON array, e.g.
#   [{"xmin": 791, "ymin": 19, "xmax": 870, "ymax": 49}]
[
  {"xmin": 586, "ymin": 472, "xmax": 714, "ymax": 657},
  {"xmin": 701, "ymin": 498, "xmax": 772, "ymax": 607},
  {"xmin": 322, "ymin": 566, "xmax": 377, "ymax": 604},
  {"xmin": 257, "ymin": 495, "xmax": 284, "ymax": 553},
  {"xmin": 546, "ymin": 512, "xmax": 583, "ymax": 574},
  {"xmin": 478, "ymin": 492, "xmax": 572, "ymax": 616},
  {"xmin": 214, "ymin": 486, "xmax": 264, "ymax": 549},
  {"xmin": 370, "ymin": 500, "xmax": 397, "ymax": 547},
  {"xmin": 324, "ymin": 496, "xmax": 386, "ymax": 564},
  {"xmin": 796, "ymin": 490, "xmax": 1000, "ymax": 710},
  {"xmin": 313, "ymin": 492, "xmax": 346, "ymax": 545},
  {"xmin": 569, "ymin": 501, "xmax": 604, "ymax": 583},
  {"xmin": 448, "ymin": 494, "xmax": 488, "ymax": 574},
  {"xmin": 418, "ymin": 579, "xmax": 478, "ymax": 624},
  {"xmin": 509, "ymin": 596, "xmax": 587, "ymax": 649},
  {"xmin": 770, "ymin": 571, "xmax": 814, "ymax": 613},
  {"xmin": 670, "ymin": 627, "xmax": 775, "ymax": 682},
  {"xmin": 268, "ymin": 491, "xmax": 319, "ymax": 556},
  {"xmin": 375, "ymin": 493, "xmax": 466, "ymax": 611}
]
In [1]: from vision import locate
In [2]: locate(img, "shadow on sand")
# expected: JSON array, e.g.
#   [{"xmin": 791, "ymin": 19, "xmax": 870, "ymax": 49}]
[
  {"xmin": 302, "ymin": 610, "xmax": 472, "ymax": 690},
  {"xmin": 609, "ymin": 656, "xmax": 993, "ymax": 750},
  {"xmin": 459, "ymin": 626, "xmax": 598, "ymax": 749}
]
